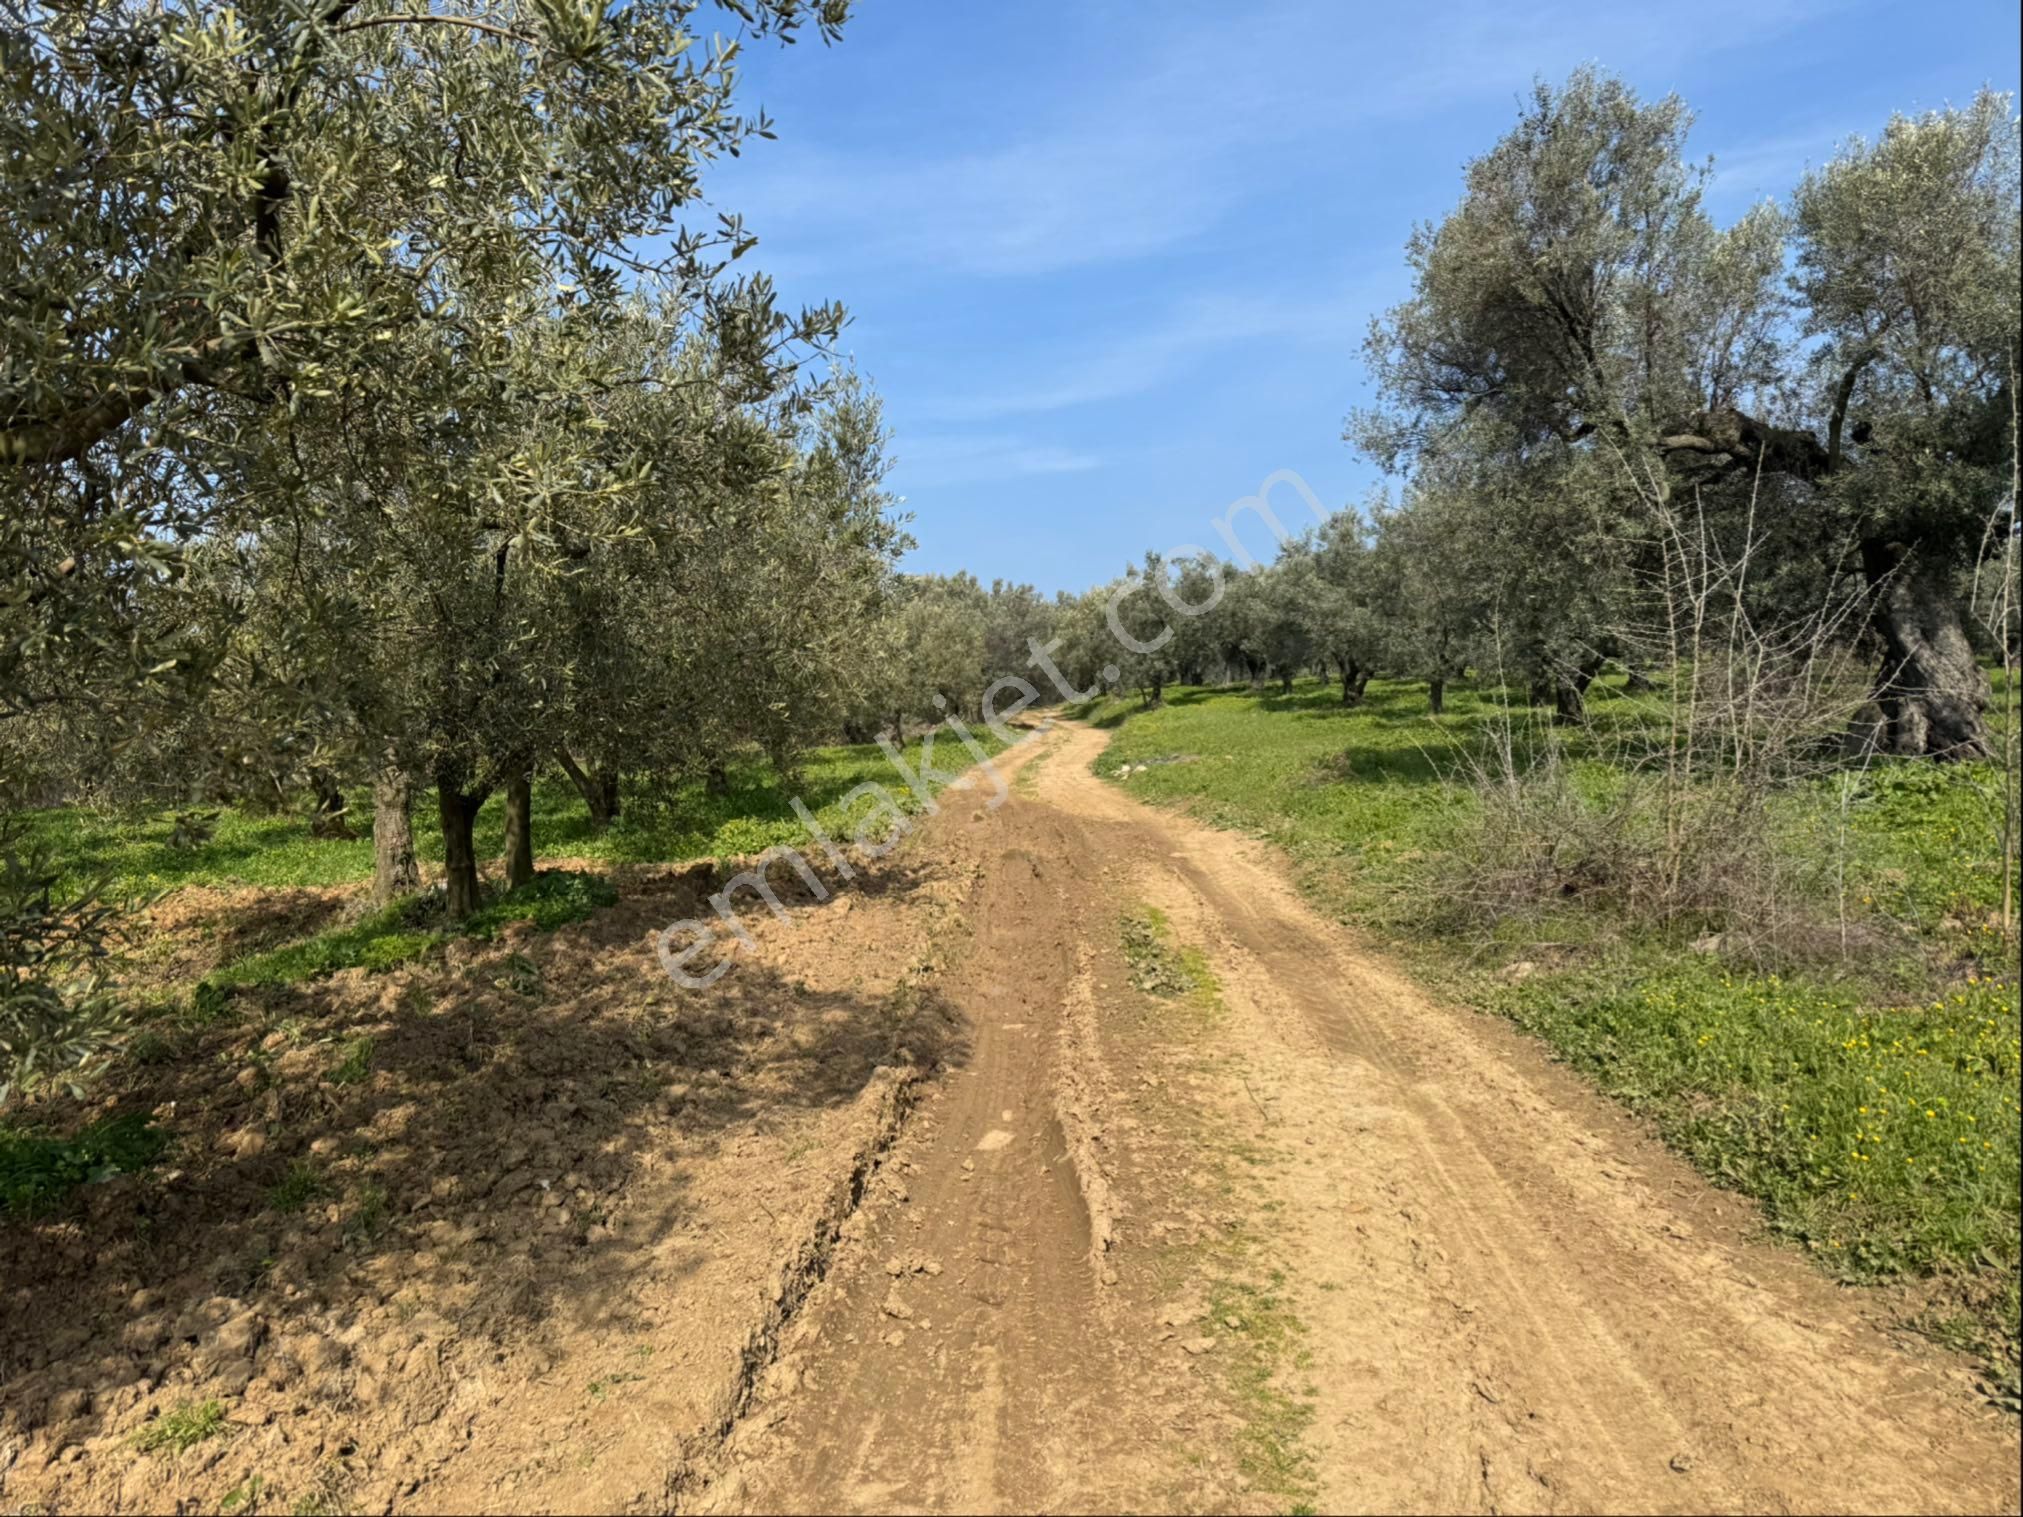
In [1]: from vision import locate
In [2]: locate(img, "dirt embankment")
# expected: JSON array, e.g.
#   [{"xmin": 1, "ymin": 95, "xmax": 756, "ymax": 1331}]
[{"xmin": 1, "ymin": 817, "xmax": 982, "ymax": 1513}]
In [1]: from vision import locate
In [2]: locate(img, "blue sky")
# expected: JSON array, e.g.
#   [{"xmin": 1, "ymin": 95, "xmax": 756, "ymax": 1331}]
[{"xmin": 706, "ymin": 0, "xmax": 2021, "ymax": 593}]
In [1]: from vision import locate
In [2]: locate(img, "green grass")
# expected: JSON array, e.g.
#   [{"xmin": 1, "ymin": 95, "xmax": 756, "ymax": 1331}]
[
  {"xmin": 586, "ymin": 1370, "xmax": 645, "ymax": 1403},
  {"xmin": 1208, "ymin": 1271, "xmax": 1318, "ymax": 1507},
  {"xmin": 17, "ymin": 729, "xmax": 1012, "ymax": 899},
  {"xmin": 218, "ymin": 1475, "xmax": 267, "ymax": 1512},
  {"xmin": 1122, "ymin": 905, "xmax": 1221, "ymax": 1013},
  {"xmin": 463, "ymin": 868, "xmax": 620, "ymax": 936},
  {"xmin": 207, "ymin": 900, "xmax": 440, "ymax": 989},
  {"xmin": 266, "ymin": 1161, "xmax": 327, "ymax": 1214},
  {"xmin": 0, "ymin": 1109, "xmax": 168, "ymax": 1216},
  {"xmin": 131, "ymin": 1398, "xmax": 227, "ymax": 1454},
  {"xmin": 200, "ymin": 868, "xmax": 617, "ymax": 997},
  {"xmin": 343, "ymin": 1180, "xmax": 389, "ymax": 1246},
  {"xmin": 1488, "ymin": 959, "xmax": 2019, "ymax": 1263},
  {"xmin": 1077, "ymin": 674, "xmax": 2022, "ymax": 1399},
  {"xmin": 329, "ymin": 1035, "xmax": 374, "ymax": 1086}
]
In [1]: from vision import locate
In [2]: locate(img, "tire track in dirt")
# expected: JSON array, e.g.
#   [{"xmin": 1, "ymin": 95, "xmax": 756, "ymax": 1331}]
[
  {"xmin": 686, "ymin": 728, "xmax": 1163, "ymax": 1513},
  {"xmin": 695, "ymin": 720, "xmax": 2020, "ymax": 1516},
  {"xmin": 1052, "ymin": 722, "xmax": 2019, "ymax": 1514}
]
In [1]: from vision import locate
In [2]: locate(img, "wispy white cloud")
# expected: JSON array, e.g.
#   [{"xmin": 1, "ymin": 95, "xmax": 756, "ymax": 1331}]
[
  {"xmin": 1705, "ymin": 123, "xmax": 1851, "ymax": 204},
  {"xmin": 725, "ymin": 0, "xmax": 1841, "ymax": 280},
  {"xmin": 915, "ymin": 276, "xmax": 1389, "ymax": 423}
]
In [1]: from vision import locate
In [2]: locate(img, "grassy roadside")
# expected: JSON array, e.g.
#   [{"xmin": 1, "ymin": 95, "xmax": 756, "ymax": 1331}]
[
  {"xmin": 1074, "ymin": 676, "xmax": 2022, "ymax": 1404},
  {"xmin": 1120, "ymin": 906, "xmax": 1320, "ymax": 1511},
  {"xmin": 20, "ymin": 727, "xmax": 1015, "ymax": 899},
  {"xmin": 6, "ymin": 725, "xmax": 1019, "ymax": 1214}
]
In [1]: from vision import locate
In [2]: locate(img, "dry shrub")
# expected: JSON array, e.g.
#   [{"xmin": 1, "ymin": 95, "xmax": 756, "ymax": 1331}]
[{"xmin": 1438, "ymin": 475, "xmax": 1879, "ymax": 964}]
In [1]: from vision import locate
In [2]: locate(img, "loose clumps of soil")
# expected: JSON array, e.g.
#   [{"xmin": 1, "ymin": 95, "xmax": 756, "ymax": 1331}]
[{"xmin": 1, "ymin": 846, "xmax": 968, "ymax": 1515}]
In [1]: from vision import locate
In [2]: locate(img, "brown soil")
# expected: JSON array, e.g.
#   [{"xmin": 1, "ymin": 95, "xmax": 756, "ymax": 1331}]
[
  {"xmin": 5, "ymin": 722, "xmax": 2018, "ymax": 1515},
  {"xmin": 130, "ymin": 885, "xmax": 357, "ymax": 992},
  {"xmin": 692, "ymin": 722, "xmax": 2022, "ymax": 1515},
  {"xmin": 2, "ymin": 845, "xmax": 968, "ymax": 1513}
]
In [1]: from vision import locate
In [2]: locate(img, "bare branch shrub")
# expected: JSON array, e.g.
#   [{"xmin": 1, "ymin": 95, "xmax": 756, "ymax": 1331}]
[{"xmin": 1436, "ymin": 466, "xmax": 1877, "ymax": 964}]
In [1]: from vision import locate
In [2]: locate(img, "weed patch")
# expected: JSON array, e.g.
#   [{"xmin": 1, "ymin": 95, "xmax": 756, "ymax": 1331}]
[
  {"xmin": 328, "ymin": 1035, "xmax": 374, "ymax": 1086},
  {"xmin": 0, "ymin": 1110, "xmax": 167, "ymax": 1216},
  {"xmin": 464, "ymin": 869, "xmax": 618, "ymax": 938},
  {"xmin": 1121, "ymin": 907, "xmax": 1219, "ymax": 1011},
  {"xmin": 343, "ymin": 1181, "xmax": 389, "ymax": 1247},
  {"xmin": 267, "ymin": 1162, "xmax": 326, "ymax": 1214},
  {"xmin": 1207, "ymin": 1272, "xmax": 1318, "ymax": 1504},
  {"xmin": 131, "ymin": 1399, "xmax": 226, "ymax": 1454}
]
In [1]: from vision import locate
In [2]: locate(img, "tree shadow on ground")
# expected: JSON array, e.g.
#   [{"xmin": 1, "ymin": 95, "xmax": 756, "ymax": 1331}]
[
  {"xmin": 1157, "ymin": 686, "xmax": 1235, "ymax": 708},
  {"xmin": 202, "ymin": 889, "xmax": 352, "ymax": 962},
  {"xmin": 1086, "ymin": 698, "xmax": 1148, "ymax": 730},
  {"xmin": 0, "ymin": 853, "xmax": 967, "ymax": 1475}
]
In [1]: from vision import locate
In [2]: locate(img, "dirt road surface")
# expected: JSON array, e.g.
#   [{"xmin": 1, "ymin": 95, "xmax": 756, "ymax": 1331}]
[{"xmin": 689, "ymin": 721, "xmax": 2021, "ymax": 1515}]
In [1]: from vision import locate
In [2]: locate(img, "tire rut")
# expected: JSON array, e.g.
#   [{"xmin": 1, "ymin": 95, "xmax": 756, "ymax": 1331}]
[
  {"xmin": 1052, "ymin": 723, "xmax": 2019, "ymax": 1515},
  {"xmin": 696, "ymin": 721, "xmax": 2020, "ymax": 1516}
]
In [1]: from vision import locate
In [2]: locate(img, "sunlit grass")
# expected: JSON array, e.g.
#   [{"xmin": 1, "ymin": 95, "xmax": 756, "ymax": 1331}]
[
  {"xmin": 22, "ymin": 728, "xmax": 1012, "ymax": 897},
  {"xmin": 130, "ymin": 1398, "xmax": 226, "ymax": 1454}
]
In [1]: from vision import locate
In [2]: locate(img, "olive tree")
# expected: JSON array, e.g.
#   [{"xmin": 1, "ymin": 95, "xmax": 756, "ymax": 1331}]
[
  {"xmin": 1359, "ymin": 68, "xmax": 2019, "ymax": 754},
  {"xmin": 1369, "ymin": 486, "xmax": 1483, "ymax": 715},
  {"xmin": 3, "ymin": 0, "xmax": 847, "ymax": 732},
  {"xmin": 1311, "ymin": 512, "xmax": 1390, "ymax": 705},
  {"xmin": 1790, "ymin": 93, "xmax": 2020, "ymax": 757}
]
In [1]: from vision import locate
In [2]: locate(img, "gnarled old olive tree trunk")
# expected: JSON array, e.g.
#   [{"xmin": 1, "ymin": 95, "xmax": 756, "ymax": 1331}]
[
  {"xmin": 1656, "ymin": 413, "xmax": 1997, "ymax": 761},
  {"xmin": 1861, "ymin": 539, "xmax": 1992, "ymax": 760}
]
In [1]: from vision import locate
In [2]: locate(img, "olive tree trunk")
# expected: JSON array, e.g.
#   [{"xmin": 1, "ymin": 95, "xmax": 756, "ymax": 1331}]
[
  {"xmin": 1545, "ymin": 663, "xmax": 1594, "ymax": 732},
  {"xmin": 371, "ymin": 766, "xmax": 420, "ymax": 906},
  {"xmin": 308, "ymin": 766, "xmax": 352, "ymax": 838},
  {"xmin": 1862, "ymin": 540, "xmax": 1992, "ymax": 760},
  {"xmin": 1338, "ymin": 662, "xmax": 1371, "ymax": 706},
  {"xmin": 555, "ymin": 748, "xmax": 621, "ymax": 831},
  {"xmin": 436, "ymin": 777, "xmax": 485, "ymax": 921},
  {"xmin": 501, "ymin": 758, "xmax": 535, "ymax": 891}
]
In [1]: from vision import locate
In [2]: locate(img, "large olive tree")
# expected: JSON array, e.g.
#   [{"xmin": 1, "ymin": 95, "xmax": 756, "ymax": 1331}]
[
  {"xmin": 1789, "ymin": 93, "xmax": 2020, "ymax": 757},
  {"xmin": 1359, "ymin": 69, "xmax": 2019, "ymax": 756}
]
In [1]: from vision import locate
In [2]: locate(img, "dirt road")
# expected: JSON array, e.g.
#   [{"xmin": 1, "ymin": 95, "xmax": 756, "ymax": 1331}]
[{"xmin": 690, "ymin": 721, "xmax": 2020, "ymax": 1515}]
